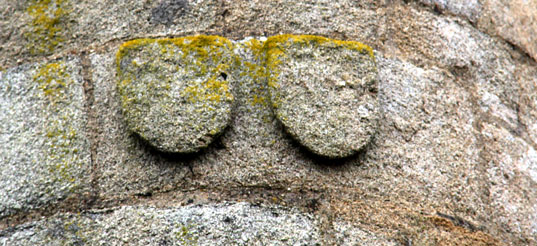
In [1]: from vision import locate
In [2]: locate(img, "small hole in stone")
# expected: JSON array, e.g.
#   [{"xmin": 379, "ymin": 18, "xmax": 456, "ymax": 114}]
[{"xmin": 223, "ymin": 216, "xmax": 233, "ymax": 223}]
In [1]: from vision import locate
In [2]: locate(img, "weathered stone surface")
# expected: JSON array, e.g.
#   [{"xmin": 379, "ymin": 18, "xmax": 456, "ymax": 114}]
[
  {"xmin": 419, "ymin": 0, "xmax": 482, "ymax": 23},
  {"xmin": 0, "ymin": 0, "xmax": 222, "ymax": 69},
  {"xmin": 419, "ymin": 14, "xmax": 537, "ymax": 241},
  {"xmin": 479, "ymin": 0, "xmax": 537, "ymax": 61},
  {"xmin": 150, "ymin": 0, "xmax": 190, "ymax": 25},
  {"xmin": 332, "ymin": 220, "xmax": 397, "ymax": 246},
  {"xmin": 117, "ymin": 36, "xmax": 235, "ymax": 153},
  {"xmin": 90, "ymin": 49, "xmax": 194, "ymax": 197},
  {"xmin": 1, "ymin": 0, "xmax": 536, "ymax": 245},
  {"xmin": 420, "ymin": 0, "xmax": 537, "ymax": 62},
  {"xmin": 376, "ymin": 9, "xmax": 537, "ymax": 240},
  {"xmin": 0, "ymin": 58, "xmax": 90, "ymax": 218},
  {"xmin": 0, "ymin": 202, "xmax": 321, "ymax": 245},
  {"xmin": 265, "ymin": 35, "xmax": 379, "ymax": 158},
  {"xmin": 222, "ymin": 1, "xmax": 382, "ymax": 47}
]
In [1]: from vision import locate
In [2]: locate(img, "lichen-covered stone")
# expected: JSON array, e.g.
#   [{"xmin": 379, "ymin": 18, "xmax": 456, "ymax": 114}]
[
  {"xmin": 265, "ymin": 34, "xmax": 379, "ymax": 158},
  {"xmin": 2, "ymin": 1, "xmax": 536, "ymax": 244},
  {"xmin": 0, "ymin": 202, "xmax": 321, "ymax": 245},
  {"xmin": 24, "ymin": 0, "xmax": 71, "ymax": 55},
  {"xmin": 116, "ymin": 35, "xmax": 236, "ymax": 153},
  {"xmin": 0, "ymin": 58, "xmax": 90, "ymax": 218}
]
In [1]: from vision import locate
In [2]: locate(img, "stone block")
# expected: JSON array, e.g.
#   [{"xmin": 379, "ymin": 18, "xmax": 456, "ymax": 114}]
[
  {"xmin": 0, "ymin": 202, "xmax": 321, "ymax": 245},
  {"xmin": 264, "ymin": 34, "xmax": 379, "ymax": 158},
  {"xmin": 116, "ymin": 36, "xmax": 236, "ymax": 153},
  {"xmin": 0, "ymin": 57, "xmax": 91, "ymax": 218}
]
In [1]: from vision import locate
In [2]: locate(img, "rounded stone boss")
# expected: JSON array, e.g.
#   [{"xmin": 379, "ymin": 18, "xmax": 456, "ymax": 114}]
[
  {"xmin": 116, "ymin": 35, "xmax": 235, "ymax": 153},
  {"xmin": 264, "ymin": 34, "xmax": 379, "ymax": 158}
]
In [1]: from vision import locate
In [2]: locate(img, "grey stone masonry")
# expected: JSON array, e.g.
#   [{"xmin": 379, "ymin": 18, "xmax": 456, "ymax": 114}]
[{"xmin": 0, "ymin": 57, "xmax": 91, "ymax": 218}]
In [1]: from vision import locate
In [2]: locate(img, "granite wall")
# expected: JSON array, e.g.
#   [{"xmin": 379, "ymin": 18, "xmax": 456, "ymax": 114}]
[{"xmin": 1, "ymin": 0, "xmax": 536, "ymax": 245}]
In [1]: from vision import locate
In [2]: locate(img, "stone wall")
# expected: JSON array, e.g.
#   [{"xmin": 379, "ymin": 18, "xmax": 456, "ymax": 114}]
[{"xmin": 1, "ymin": 0, "xmax": 536, "ymax": 245}]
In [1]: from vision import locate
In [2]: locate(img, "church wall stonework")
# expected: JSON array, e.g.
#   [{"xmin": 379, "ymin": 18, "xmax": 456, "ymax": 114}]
[{"xmin": 1, "ymin": 0, "xmax": 536, "ymax": 245}]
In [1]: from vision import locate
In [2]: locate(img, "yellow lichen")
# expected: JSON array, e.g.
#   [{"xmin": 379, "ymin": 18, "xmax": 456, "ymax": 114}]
[
  {"xmin": 45, "ymin": 124, "xmax": 80, "ymax": 184},
  {"xmin": 182, "ymin": 76, "xmax": 233, "ymax": 103},
  {"xmin": 25, "ymin": 0, "xmax": 70, "ymax": 55},
  {"xmin": 251, "ymin": 94, "xmax": 266, "ymax": 105},
  {"xmin": 117, "ymin": 35, "xmax": 235, "ymax": 105},
  {"xmin": 62, "ymin": 218, "xmax": 88, "ymax": 244},
  {"xmin": 116, "ymin": 35, "xmax": 234, "ymax": 75},
  {"xmin": 240, "ymin": 40, "xmax": 271, "ymax": 107},
  {"xmin": 262, "ymin": 34, "xmax": 374, "ymax": 91},
  {"xmin": 116, "ymin": 34, "xmax": 374, "ymax": 110},
  {"xmin": 245, "ymin": 38, "xmax": 265, "ymax": 61},
  {"xmin": 33, "ymin": 62, "xmax": 82, "ymax": 188},
  {"xmin": 175, "ymin": 224, "xmax": 199, "ymax": 245},
  {"xmin": 263, "ymin": 34, "xmax": 374, "ymax": 59},
  {"xmin": 34, "ymin": 62, "xmax": 70, "ymax": 101}
]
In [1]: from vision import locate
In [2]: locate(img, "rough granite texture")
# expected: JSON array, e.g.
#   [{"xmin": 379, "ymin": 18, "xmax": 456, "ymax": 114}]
[
  {"xmin": 117, "ymin": 36, "xmax": 236, "ymax": 153},
  {"xmin": 0, "ymin": 57, "xmax": 91, "ymax": 218},
  {"xmin": 1, "ymin": 0, "xmax": 536, "ymax": 245},
  {"xmin": 265, "ymin": 34, "xmax": 378, "ymax": 158},
  {"xmin": 0, "ymin": 202, "xmax": 321, "ymax": 246},
  {"xmin": 420, "ymin": 0, "xmax": 537, "ymax": 61}
]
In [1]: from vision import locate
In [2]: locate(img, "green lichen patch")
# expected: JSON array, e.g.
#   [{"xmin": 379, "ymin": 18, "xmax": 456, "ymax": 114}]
[
  {"xmin": 264, "ymin": 34, "xmax": 379, "ymax": 158},
  {"xmin": 116, "ymin": 35, "xmax": 236, "ymax": 153},
  {"xmin": 24, "ymin": 0, "xmax": 70, "ymax": 55}
]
